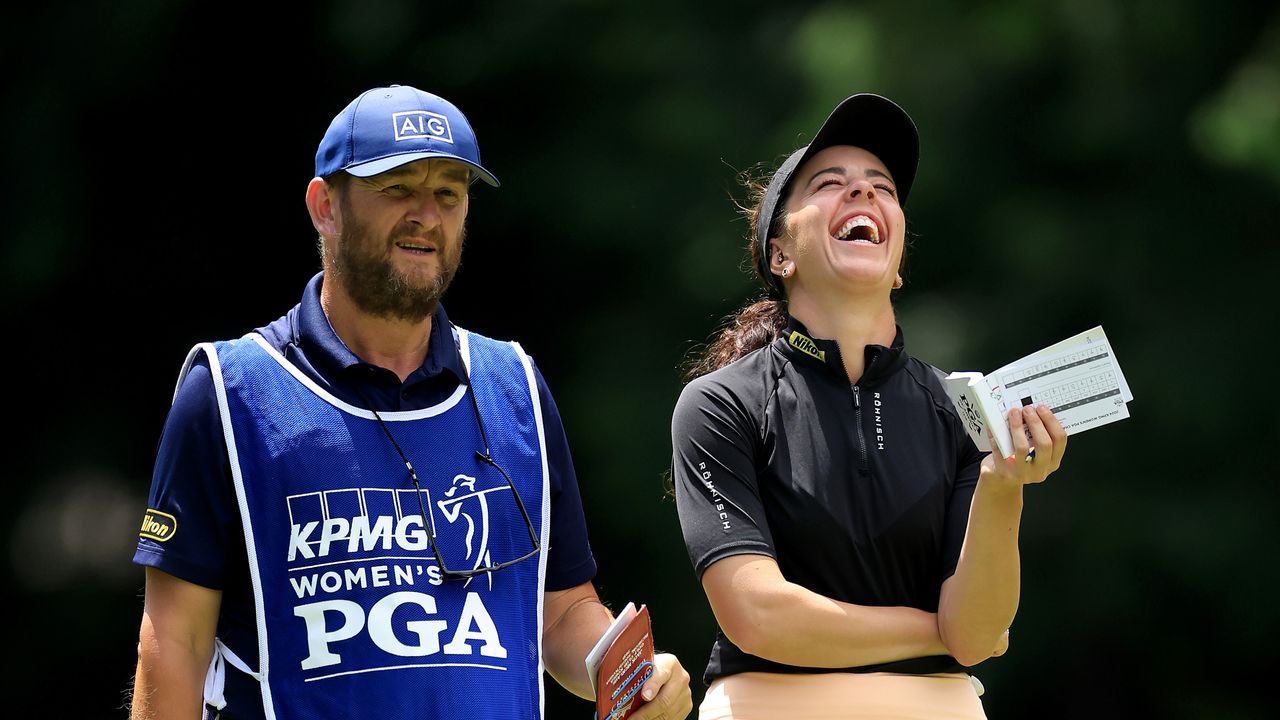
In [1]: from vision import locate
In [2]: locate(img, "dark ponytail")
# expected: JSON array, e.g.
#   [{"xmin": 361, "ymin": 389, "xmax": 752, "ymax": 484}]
[
  {"xmin": 683, "ymin": 298, "xmax": 788, "ymax": 380},
  {"xmin": 683, "ymin": 166, "xmax": 792, "ymax": 381}
]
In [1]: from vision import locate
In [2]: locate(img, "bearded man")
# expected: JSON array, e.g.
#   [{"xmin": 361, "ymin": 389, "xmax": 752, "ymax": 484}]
[{"xmin": 129, "ymin": 85, "xmax": 691, "ymax": 720}]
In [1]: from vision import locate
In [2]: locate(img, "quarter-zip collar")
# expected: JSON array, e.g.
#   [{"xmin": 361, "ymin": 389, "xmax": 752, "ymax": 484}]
[{"xmin": 776, "ymin": 316, "xmax": 907, "ymax": 386}]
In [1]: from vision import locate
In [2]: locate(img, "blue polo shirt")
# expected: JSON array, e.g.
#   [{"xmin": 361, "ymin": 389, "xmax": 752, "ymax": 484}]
[{"xmin": 135, "ymin": 272, "xmax": 597, "ymax": 602}]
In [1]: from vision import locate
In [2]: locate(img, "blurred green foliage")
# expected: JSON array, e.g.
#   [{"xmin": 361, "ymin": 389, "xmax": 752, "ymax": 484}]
[{"xmin": 4, "ymin": 0, "xmax": 1277, "ymax": 717}]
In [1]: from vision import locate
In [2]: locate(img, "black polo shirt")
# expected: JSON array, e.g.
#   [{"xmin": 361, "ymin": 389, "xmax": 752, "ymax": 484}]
[{"xmin": 672, "ymin": 318, "xmax": 985, "ymax": 683}]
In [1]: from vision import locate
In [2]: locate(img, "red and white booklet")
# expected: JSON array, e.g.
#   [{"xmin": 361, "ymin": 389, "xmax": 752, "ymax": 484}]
[{"xmin": 585, "ymin": 603, "xmax": 655, "ymax": 720}]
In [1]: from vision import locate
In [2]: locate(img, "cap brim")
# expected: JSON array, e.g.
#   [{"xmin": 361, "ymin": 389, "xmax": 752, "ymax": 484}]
[
  {"xmin": 801, "ymin": 94, "xmax": 919, "ymax": 206},
  {"xmin": 345, "ymin": 151, "xmax": 500, "ymax": 187}
]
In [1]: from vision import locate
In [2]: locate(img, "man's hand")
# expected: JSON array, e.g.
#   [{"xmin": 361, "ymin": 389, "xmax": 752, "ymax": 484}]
[
  {"xmin": 991, "ymin": 628, "xmax": 1010, "ymax": 658},
  {"xmin": 629, "ymin": 652, "xmax": 692, "ymax": 720}
]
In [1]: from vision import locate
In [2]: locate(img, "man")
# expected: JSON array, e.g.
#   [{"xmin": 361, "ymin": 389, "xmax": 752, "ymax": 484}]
[{"xmin": 131, "ymin": 85, "xmax": 691, "ymax": 720}]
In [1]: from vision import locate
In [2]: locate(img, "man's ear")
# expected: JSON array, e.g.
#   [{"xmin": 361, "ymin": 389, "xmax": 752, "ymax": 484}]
[{"xmin": 305, "ymin": 176, "xmax": 341, "ymax": 237}]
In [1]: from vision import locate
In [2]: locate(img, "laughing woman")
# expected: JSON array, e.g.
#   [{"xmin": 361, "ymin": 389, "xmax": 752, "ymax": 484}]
[{"xmin": 671, "ymin": 95, "xmax": 1067, "ymax": 719}]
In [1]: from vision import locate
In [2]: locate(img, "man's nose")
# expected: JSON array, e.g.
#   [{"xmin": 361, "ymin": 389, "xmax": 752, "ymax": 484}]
[{"xmin": 405, "ymin": 192, "xmax": 443, "ymax": 229}]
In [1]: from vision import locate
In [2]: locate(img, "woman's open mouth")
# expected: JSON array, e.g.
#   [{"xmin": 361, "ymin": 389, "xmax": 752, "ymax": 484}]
[{"xmin": 834, "ymin": 215, "xmax": 882, "ymax": 245}]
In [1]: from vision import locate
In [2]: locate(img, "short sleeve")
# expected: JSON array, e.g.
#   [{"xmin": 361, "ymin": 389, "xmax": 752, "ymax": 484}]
[
  {"xmin": 530, "ymin": 359, "xmax": 597, "ymax": 591},
  {"xmin": 939, "ymin": 414, "xmax": 986, "ymax": 582},
  {"xmin": 671, "ymin": 375, "xmax": 776, "ymax": 579},
  {"xmin": 132, "ymin": 353, "xmax": 241, "ymax": 590}
]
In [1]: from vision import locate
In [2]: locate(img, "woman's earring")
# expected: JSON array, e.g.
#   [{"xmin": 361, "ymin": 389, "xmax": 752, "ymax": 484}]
[{"xmin": 782, "ymin": 264, "xmax": 794, "ymax": 279}]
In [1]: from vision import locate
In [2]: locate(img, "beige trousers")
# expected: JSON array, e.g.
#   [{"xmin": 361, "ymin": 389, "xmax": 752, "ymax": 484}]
[{"xmin": 698, "ymin": 671, "xmax": 988, "ymax": 720}]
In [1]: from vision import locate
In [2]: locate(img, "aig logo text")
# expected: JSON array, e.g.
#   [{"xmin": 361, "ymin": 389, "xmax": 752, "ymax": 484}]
[{"xmin": 393, "ymin": 111, "xmax": 453, "ymax": 144}]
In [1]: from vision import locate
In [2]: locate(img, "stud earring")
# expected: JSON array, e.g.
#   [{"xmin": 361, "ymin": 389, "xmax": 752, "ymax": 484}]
[{"xmin": 782, "ymin": 264, "xmax": 794, "ymax": 278}]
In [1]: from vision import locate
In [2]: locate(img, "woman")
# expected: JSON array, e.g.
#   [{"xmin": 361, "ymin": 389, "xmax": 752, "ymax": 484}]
[{"xmin": 671, "ymin": 94, "xmax": 1067, "ymax": 719}]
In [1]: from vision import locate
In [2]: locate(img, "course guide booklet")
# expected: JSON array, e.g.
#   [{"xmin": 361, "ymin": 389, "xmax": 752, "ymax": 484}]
[
  {"xmin": 943, "ymin": 326, "xmax": 1134, "ymax": 457},
  {"xmin": 585, "ymin": 602, "xmax": 655, "ymax": 720}
]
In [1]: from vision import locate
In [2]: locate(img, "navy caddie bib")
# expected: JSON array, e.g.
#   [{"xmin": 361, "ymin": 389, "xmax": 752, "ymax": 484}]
[{"xmin": 183, "ymin": 328, "xmax": 550, "ymax": 720}]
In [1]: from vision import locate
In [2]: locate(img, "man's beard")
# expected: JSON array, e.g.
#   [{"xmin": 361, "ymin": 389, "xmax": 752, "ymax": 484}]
[{"xmin": 332, "ymin": 207, "xmax": 465, "ymax": 322}]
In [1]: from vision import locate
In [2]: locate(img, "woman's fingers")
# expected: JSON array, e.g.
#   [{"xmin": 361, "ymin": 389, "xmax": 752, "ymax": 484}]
[
  {"xmin": 1008, "ymin": 406, "xmax": 1030, "ymax": 460},
  {"xmin": 1037, "ymin": 404, "xmax": 1068, "ymax": 470},
  {"xmin": 987, "ymin": 405, "xmax": 1069, "ymax": 487},
  {"xmin": 1021, "ymin": 406, "xmax": 1054, "ymax": 483}
]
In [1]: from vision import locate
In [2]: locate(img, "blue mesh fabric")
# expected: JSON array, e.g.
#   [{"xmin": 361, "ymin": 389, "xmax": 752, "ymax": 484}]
[{"xmin": 211, "ymin": 331, "xmax": 547, "ymax": 720}]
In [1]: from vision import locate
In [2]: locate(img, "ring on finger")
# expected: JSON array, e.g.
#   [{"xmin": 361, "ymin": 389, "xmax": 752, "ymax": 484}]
[{"xmin": 1024, "ymin": 447, "xmax": 1036, "ymax": 463}]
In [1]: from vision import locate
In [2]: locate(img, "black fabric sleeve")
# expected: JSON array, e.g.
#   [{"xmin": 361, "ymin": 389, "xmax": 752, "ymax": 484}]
[
  {"xmin": 939, "ymin": 412, "xmax": 987, "ymax": 583},
  {"xmin": 529, "ymin": 358, "xmax": 598, "ymax": 591},
  {"xmin": 671, "ymin": 374, "xmax": 776, "ymax": 579}
]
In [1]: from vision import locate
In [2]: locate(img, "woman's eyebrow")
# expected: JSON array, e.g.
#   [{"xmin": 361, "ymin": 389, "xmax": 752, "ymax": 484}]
[
  {"xmin": 804, "ymin": 166, "xmax": 894, "ymax": 186},
  {"xmin": 804, "ymin": 166, "xmax": 846, "ymax": 186}
]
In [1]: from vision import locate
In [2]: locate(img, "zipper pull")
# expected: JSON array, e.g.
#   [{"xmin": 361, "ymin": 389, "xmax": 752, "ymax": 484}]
[{"xmin": 852, "ymin": 385, "xmax": 861, "ymax": 406}]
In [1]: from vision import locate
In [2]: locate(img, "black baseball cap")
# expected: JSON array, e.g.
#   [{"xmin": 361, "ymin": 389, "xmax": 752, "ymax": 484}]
[{"xmin": 755, "ymin": 93, "xmax": 919, "ymax": 296}]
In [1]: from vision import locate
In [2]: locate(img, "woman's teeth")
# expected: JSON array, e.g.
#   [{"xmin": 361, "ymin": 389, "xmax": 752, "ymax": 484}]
[{"xmin": 835, "ymin": 215, "xmax": 880, "ymax": 244}]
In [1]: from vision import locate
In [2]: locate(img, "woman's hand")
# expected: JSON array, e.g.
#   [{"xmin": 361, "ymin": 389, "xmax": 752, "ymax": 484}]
[{"xmin": 979, "ymin": 404, "xmax": 1067, "ymax": 491}]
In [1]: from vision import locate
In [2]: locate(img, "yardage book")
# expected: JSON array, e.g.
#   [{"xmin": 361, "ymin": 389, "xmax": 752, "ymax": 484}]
[
  {"xmin": 585, "ymin": 603, "xmax": 655, "ymax": 720},
  {"xmin": 943, "ymin": 326, "xmax": 1134, "ymax": 457}
]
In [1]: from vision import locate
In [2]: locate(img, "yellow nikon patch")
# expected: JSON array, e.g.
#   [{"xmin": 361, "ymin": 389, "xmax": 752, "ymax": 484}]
[
  {"xmin": 140, "ymin": 508, "xmax": 177, "ymax": 542},
  {"xmin": 788, "ymin": 331, "xmax": 825, "ymax": 362}
]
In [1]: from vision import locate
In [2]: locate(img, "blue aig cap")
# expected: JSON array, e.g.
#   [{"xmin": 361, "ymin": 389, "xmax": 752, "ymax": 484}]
[{"xmin": 315, "ymin": 85, "xmax": 499, "ymax": 186}]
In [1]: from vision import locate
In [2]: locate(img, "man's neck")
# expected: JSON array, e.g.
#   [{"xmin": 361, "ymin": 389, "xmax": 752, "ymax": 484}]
[
  {"xmin": 788, "ymin": 290, "xmax": 896, "ymax": 384},
  {"xmin": 321, "ymin": 277, "xmax": 434, "ymax": 383}
]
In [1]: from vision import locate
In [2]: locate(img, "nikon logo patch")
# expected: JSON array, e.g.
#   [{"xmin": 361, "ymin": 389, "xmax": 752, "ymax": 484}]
[
  {"xmin": 139, "ymin": 509, "xmax": 177, "ymax": 542},
  {"xmin": 788, "ymin": 331, "xmax": 825, "ymax": 362}
]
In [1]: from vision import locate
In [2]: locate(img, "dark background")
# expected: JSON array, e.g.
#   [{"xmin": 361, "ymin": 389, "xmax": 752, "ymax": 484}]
[{"xmin": 5, "ymin": 0, "xmax": 1279, "ymax": 717}]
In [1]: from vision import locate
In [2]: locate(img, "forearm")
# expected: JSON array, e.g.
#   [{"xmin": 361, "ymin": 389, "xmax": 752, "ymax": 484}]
[
  {"xmin": 542, "ymin": 592, "xmax": 614, "ymax": 700},
  {"xmin": 746, "ymin": 589, "xmax": 945, "ymax": 667},
  {"xmin": 131, "ymin": 613, "xmax": 212, "ymax": 720},
  {"xmin": 131, "ymin": 567, "xmax": 222, "ymax": 720},
  {"xmin": 705, "ymin": 557, "xmax": 946, "ymax": 668},
  {"xmin": 938, "ymin": 479, "xmax": 1025, "ymax": 665}
]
